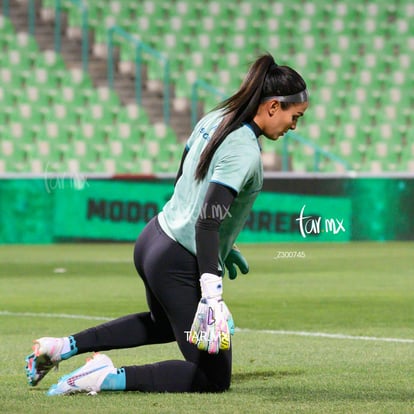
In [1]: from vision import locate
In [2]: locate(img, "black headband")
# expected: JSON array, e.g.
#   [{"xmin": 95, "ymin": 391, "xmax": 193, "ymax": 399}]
[{"xmin": 263, "ymin": 89, "xmax": 309, "ymax": 103}]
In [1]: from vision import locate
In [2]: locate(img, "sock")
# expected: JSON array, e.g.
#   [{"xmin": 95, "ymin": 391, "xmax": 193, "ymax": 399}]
[
  {"xmin": 101, "ymin": 368, "xmax": 126, "ymax": 391},
  {"xmin": 60, "ymin": 336, "xmax": 78, "ymax": 360}
]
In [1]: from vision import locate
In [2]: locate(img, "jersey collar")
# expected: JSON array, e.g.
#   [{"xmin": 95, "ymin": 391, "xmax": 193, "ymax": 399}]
[{"xmin": 244, "ymin": 120, "xmax": 263, "ymax": 138}]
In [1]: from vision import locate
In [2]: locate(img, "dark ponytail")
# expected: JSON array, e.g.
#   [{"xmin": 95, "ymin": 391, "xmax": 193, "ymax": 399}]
[{"xmin": 194, "ymin": 53, "xmax": 307, "ymax": 182}]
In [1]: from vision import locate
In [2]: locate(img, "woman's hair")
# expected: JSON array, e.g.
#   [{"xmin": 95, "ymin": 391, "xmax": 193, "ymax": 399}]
[{"xmin": 194, "ymin": 53, "xmax": 307, "ymax": 182}]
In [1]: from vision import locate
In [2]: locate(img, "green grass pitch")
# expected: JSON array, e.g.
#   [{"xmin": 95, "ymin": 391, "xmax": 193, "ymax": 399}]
[{"xmin": 1, "ymin": 242, "xmax": 413, "ymax": 413}]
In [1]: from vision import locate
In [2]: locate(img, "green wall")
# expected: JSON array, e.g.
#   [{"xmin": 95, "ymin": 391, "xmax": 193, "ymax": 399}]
[{"xmin": 0, "ymin": 177, "xmax": 412, "ymax": 243}]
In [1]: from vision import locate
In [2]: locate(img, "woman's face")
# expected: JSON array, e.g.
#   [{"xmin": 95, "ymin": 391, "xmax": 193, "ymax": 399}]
[{"xmin": 257, "ymin": 101, "xmax": 309, "ymax": 141}]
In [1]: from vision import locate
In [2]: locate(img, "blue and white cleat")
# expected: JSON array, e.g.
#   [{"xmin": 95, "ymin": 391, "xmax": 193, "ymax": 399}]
[
  {"xmin": 25, "ymin": 337, "xmax": 66, "ymax": 386},
  {"xmin": 47, "ymin": 353, "xmax": 115, "ymax": 396}
]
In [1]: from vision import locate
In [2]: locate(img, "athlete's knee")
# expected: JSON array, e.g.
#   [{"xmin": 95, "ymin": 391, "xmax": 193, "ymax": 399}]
[
  {"xmin": 203, "ymin": 376, "xmax": 231, "ymax": 393},
  {"xmin": 214, "ymin": 379, "xmax": 231, "ymax": 393},
  {"xmin": 202, "ymin": 369, "xmax": 231, "ymax": 393}
]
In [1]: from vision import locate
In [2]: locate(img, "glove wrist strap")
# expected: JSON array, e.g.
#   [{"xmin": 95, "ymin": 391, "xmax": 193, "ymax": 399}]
[{"xmin": 200, "ymin": 273, "xmax": 223, "ymax": 299}]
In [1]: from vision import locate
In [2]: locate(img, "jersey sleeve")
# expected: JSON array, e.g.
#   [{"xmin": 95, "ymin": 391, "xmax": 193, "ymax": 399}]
[{"xmin": 210, "ymin": 145, "xmax": 259, "ymax": 194}]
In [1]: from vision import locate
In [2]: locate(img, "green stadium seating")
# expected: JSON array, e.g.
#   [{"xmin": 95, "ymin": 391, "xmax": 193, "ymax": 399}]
[{"xmin": 1, "ymin": 1, "xmax": 412, "ymax": 174}]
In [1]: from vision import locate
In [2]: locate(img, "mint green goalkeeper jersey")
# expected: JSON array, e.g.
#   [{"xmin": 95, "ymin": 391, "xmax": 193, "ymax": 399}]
[{"xmin": 158, "ymin": 109, "xmax": 263, "ymax": 269}]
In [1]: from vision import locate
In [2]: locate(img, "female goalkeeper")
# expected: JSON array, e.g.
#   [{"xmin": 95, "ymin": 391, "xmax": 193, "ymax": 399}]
[{"xmin": 25, "ymin": 53, "xmax": 308, "ymax": 395}]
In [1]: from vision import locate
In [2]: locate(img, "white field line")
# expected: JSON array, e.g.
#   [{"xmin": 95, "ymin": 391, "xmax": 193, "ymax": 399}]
[
  {"xmin": 1, "ymin": 310, "xmax": 414, "ymax": 344},
  {"xmin": 236, "ymin": 328, "xmax": 414, "ymax": 344},
  {"xmin": 0, "ymin": 310, "xmax": 112, "ymax": 321}
]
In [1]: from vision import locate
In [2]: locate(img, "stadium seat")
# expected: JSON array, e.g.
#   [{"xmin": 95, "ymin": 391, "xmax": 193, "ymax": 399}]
[{"xmin": 1, "ymin": 2, "xmax": 412, "ymax": 174}]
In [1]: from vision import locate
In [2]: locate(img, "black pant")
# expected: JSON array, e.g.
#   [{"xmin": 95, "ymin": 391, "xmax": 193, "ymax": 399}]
[{"xmin": 72, "ymin": 216, "xmax": 232, "ymax": 392}]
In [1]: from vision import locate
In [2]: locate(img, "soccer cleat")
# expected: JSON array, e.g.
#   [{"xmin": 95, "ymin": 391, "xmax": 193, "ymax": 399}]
[
  {"xmin": 25, "ymin": 337, "xmax": 65, "ymax": 386},
  {"xmin": 47, "ymin": 353, "xmax": 116, "ymax": 396},
  {"xmin": 25, "ymin": 352, "xmax": 57, "ymax": 386},
  {"xmin": 25, "ymin": 336, "xmax": 78, "ymax": 386}
]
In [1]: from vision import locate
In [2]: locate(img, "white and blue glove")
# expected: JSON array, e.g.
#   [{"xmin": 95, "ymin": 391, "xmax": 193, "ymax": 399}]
[{"xmin": 188, "ymin": 273, "xmax": 235, "ymax": 354}]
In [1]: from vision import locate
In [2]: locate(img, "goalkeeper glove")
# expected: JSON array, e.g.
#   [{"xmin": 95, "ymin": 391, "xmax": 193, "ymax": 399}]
[
  {"xmin": 225, "ymin": 245, "xmax": 249, "ymax": 280},
  {"xmin": 188, "ymin": 273, "xmax": 235, "ymax": 354}
]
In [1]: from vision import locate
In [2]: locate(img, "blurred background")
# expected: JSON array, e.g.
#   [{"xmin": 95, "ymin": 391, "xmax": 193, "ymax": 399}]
[
  {"xmin": 0, "ymin": 0, "xmax": 413, "ymax": 244},
  {"xmin": 1, "ymin": 0, "xmax": 412, "ymax": 175}
]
